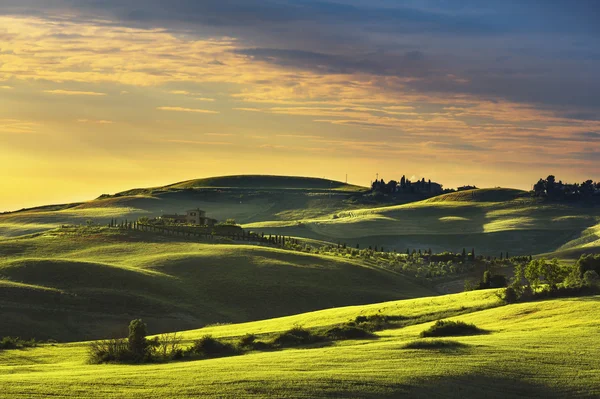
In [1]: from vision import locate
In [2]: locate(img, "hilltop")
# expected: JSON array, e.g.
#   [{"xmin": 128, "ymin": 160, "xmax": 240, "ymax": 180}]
[
  {"xmin": 114, "ymin": 175, "xmax": 368, "ymax": 196},
  {"xmin": 1, "ymin": 290, "xmax": 598, "ymax": 398}
]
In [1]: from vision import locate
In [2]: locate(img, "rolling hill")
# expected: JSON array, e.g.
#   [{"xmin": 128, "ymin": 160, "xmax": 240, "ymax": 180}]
[
  {"xmin": 0, "ymin": 227, "xmax": 433, "ymax": 341},
  {"xmin": 1, "ymin": 290, "xmax": 598, "ymax": 398},
  {"xmin": 117, "ymin": 175, "xmax": 369, "ymax": 195},
  {"xmin": 244, "ymin": 188, "xmax": 600, "ymax": 256}
]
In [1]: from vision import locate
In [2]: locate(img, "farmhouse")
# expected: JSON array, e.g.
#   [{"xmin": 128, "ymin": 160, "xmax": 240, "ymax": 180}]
[{"xmin": 160, "ymin": 208, "xmax": 217, "ymax": 226}]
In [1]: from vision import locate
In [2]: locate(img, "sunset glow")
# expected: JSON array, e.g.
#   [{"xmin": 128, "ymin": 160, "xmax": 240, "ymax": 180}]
[{"xmin": 1, "ymin": 2, "xmax": 599, "ymax": 210}]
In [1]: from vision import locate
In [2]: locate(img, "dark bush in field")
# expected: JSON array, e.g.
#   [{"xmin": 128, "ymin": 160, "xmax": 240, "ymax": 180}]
[
  {"xmin": 353, "ymin": 314, "xmax": 405, "ymax": 331},
  {"xmin": 272, "ymin": 326, "xmax": 325, "ymax": 347},
  {"xmin": 0, "ymin": 336, "xmax": 37, "ymax": 350},
  {"xmin": 238, "ymin": 333, "xmax": 257, "ymax": 348},
  {"xmin": 325, "ymin": 325, "xmax": 374, "ymax": 340},
  {"xmin": 190, "ymin": 335, "xmax": 238, "ymax": 357},
  {"xmin": 88, "ymin": 338, "xmax": 132, "ymax": 364},
  {"xmin": 420, "ymin": 320, "xmax": 484, "ymax": 338},
  {"xmin": 128, "ymin": 319, "xmax": 150, "ymax": 362},
  {"xmin": 402, "ymin": 340, "xmax": 469, "ymax": 350},
  {"xmin": 500, "ymin": 286, "xmax": 519, "ymax": 304}
]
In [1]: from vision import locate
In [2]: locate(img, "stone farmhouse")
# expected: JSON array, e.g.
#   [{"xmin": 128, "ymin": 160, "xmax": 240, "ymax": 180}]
[{"xmin": 160, "ymin": 208, "xmax": 217, "ymax": 226}]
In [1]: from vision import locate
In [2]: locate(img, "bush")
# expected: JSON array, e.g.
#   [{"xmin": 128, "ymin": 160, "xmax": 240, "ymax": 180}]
[
  {"xmin": 88, "ymin": 338, "xmax": 131, "ymax": 364},
  {"xmin": 155, "ymin": 332, "xmax": 182, "ymax": 360},
  {"xmin": 272, "ymin": 326, "xmax": 325, "ymax": 348},
  {"xmin": 190, "ymin": 335, "xmax": 238, "ymax": 357},
  {"xmin": 0, "ymin": 336, "xmax": 37, "ymax": 350},
  {"xmin": 238, "ymin": 334, "xmax": 257, "ymax": 349},
  {"xmin": 420, "ymin": 320, "xmax": 484, "ymax": 338},
  {"xmin": 325, "ymin": 326, "xmax": 374, "ymax": 340},
  {"xmin": 583, "ymin": 270, "xmax": 600, "ymax": 287},
  {"xmin": 500, "ymin": 286, "xmax": 518, "ymax": 304},
  {"xmin": 353, "ymin": 314, "xmax": 405, "ymax": 332}
]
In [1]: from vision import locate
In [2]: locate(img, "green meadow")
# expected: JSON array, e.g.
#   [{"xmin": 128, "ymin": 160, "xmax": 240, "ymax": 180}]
[
  {"xmin": 0, "ymin": 227, "xmax": 432, "ymax": 341},
  {"xmin": 1, "ymin": 291, "xmax": 599, "ymax": 398}
]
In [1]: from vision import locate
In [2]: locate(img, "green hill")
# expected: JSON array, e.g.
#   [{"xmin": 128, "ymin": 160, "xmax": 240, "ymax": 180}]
[
  {"xmin": 244, "ymin": 189, "xmax": 600, "ymax": 256},
  {"xmin": 0, "ymin": 176, "xmax": 373, "ymax": 239},
  {"xmin": 1, "ymin": 290, "xmax": 598, "ymax": 398},
  {"xmin": 117, "ymin": 175, "xmax": 368, "ymax": 196},
  {"xmin": 0, "ymin": 227, "xmax": 432, "ymax": 341}
]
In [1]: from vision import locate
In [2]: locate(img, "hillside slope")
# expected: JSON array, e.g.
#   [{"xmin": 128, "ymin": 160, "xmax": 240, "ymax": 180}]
[
  {"xmin": 0, "ymin": 227, "xmax": 432, "ymax": 341},
  {"xmin": 1, "ymin": 291, "xmax": 598, "ymax": 398},
  {"xmin": 245, "ymin": 189, "xmax": 600, "ymax": 256}
]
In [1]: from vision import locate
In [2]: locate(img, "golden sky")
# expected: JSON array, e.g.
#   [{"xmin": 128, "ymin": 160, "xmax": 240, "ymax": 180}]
[{"xmin": 1, "ymin": 3, "xmax": 599, "ymax": 211}]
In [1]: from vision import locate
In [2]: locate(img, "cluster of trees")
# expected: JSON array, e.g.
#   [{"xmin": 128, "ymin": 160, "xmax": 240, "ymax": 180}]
[
  {"xmin": 279, "ymin": 240, "xmax": 527, "ymax": 280},
  {"xmin": 502, "ymin": 255, "xmax": 600, "ymax": 303},
  {"xmin": 371, "ymin": 175, "xmax": 445, "ymax": 195},
  {"xmin": 89, "ymin": 319, "xmax": 184, "ymax": 364},
  {"xmin": 533, "ymin": 175, "xmax": 600, "ymax": 200}
]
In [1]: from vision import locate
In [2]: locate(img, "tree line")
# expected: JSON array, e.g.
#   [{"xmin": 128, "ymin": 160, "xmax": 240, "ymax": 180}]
[{"xmin": 533, "ymin": 175, "xmax": 600, "ymax": 200}]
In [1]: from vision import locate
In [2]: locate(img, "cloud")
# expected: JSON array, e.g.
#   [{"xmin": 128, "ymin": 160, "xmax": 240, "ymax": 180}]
[
  {"xmin": 0, "ymin": 86, "xmax": 13, "ymax": 89},
  {"xmin": 159, "ymin": 139, "xmax": 231, "ymax": 146},
  {"xmin": 44, "ymin": 89, "xmax": 106, "ymax": 96},
  {"xmin": 77, "ymin": 119, "xmax": 114, "ymax": 124},
  {"xmin": 0, "ymin": 118, "xmax": 38, "ymax": 134},
  {"xmin": 156, "ymin": 107, "xmax": 219, "ymax": 114}
]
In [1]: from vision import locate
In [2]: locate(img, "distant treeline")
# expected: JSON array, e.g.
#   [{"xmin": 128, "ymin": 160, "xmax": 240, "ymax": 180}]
[
  {"xmin": 533, "ymin": 175, "xmax": 600, "ymax": 200},
  {"xmin": 371, "ymin": 175, "xmax": 448, "ymax": 195}
]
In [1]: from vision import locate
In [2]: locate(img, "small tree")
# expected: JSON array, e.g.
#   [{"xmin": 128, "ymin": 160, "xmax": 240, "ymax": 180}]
[
  {"xmin": 157, "ymin": 332, "xmax": 182, "ymax": 359},
  {"xmin": 128, "ymin": 319, "xmax": 149, "ymax": 361}
]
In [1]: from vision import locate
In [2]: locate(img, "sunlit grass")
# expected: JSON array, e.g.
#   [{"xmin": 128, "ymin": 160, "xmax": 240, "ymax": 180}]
[{"xmin": 0, "ymin": 292, "xmax": 598, "ymax": 398}]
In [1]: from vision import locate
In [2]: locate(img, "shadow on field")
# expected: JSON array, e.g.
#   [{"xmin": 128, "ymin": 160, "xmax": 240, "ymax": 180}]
[{"xmin": 307, "ymin": 374, "xmax": 567, "ymax": 399}]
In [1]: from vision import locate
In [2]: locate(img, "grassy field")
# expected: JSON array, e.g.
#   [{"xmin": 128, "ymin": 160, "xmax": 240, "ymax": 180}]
[
  {"xmin": 1, "ymin": 290, "xmax": 598, "ymax": 398},
  {"xmin": 245, "ymin": 189, "xmax": 600, "ymax": 256},
  {"xmin": 0, "ymin": 227, "xmax": 432, "ymax": 341}
]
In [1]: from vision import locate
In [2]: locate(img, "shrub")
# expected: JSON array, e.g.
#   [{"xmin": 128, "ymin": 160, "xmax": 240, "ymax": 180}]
[
  {"xmin": 500, "ymin": 286, "xmax": 518, "ymax": 304},
  {"xmin": 88, "ymin": 338, "xmax": 131, "ymax": 364},
  {"xmin": 0, "ymin": 336, "xmax": 37, "ymax": 350},
  {"xmin": 420, "ymin": 320, "xmax": 484, "ymax": 338},
  {"xmin": 325, "ymin": 326, "xmax": 374, "ymax": 340},
  {"xmin": 238, "ymin": 334, "xmax": 257, "ymax": 349},
  {"xmin": 353, "ymin": 315, "xmax": 405, "ymax": 332},
  {"xmin": 583, "ymin": 270, "xmax": 600, "ymax": 287},
  {"xmin": 190, "ymin": 335, "xmax": 237, "ymax": 357},
  {"xmin": 156, "ymin": 332, "xmax": 182, "ymax": 360},
  {"xmin": 272, "ymin": 326, "xmax": 325, "ymax": 348}
]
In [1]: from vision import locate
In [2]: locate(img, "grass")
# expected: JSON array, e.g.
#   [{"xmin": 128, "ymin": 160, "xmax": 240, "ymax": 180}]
[
  {"xmin": 0, "ymin": 292, "xmax": 598, "ymax": 398},
  {"xmin": 0, "ymin": 227, "xmax": 433, "ymax": 341}
]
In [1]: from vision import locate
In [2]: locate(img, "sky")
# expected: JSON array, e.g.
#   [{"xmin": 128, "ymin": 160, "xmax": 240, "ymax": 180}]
[{"xmin": 1, "ymin": 0, "xmax": 599, "ymax": 211}]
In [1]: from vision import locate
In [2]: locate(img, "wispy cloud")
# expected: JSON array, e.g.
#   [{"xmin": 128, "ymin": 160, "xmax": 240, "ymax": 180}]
[
  {"xmin": 157, "ymin": 107, "xmax": 219, "ymax": 114},
  {"xmin": 44, "ymin": 89, "xmax": 106, "ymax": 96},
  {"xmin": 77, "ymin": 119, "xmax": 114, "ymax": 124},
  {"xmin": 159, "ymin": 139, "xmax": 232, "ymax": 146},
  {"xmin": 0, "ymin": 86, "xmax": 12, "ymax": 89},
  {"xmin": 0, "ymin": 118, "xmax": 39, "ymax": 134}
]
